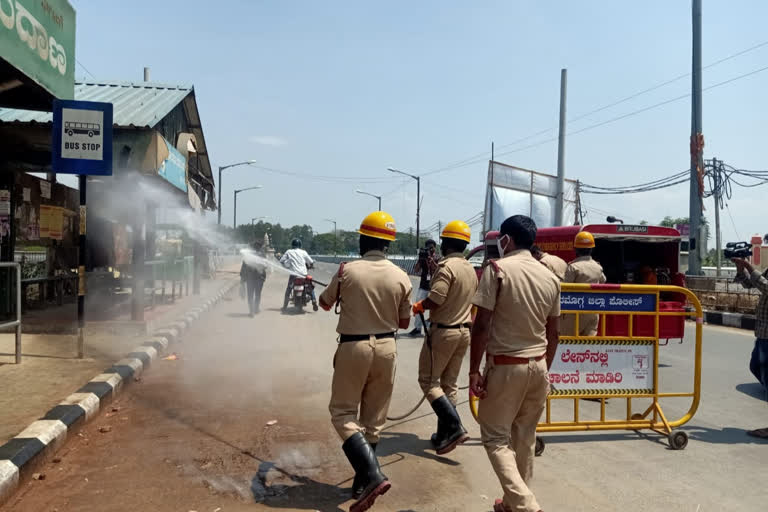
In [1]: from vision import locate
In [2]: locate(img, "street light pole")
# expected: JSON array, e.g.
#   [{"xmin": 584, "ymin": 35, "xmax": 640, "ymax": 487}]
[
  {"xmin": 324, "ymin": 219, "xmax": 337, "ymax": 257},
  {"xmin": 233, "ymin": 185, "xmax": 263, "ymax": 229},
  {"xmin": 387, "ymin": 167, "xmax": 421, "ymax": 250},
  {"xmin": 217, "ymin": 160, "xmax": 257, "ymax": 225},
  {"xmin": 355, "ymin": 189, "xmax": 382, "ymax": 211}
]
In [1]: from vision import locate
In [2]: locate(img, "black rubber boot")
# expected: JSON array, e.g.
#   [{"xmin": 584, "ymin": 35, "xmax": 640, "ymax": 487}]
[
  {"xmin": 430, "ymin": 417, "xmax": 447, "ymax": 447},
  {"xmin": 342, "ymin": 433, "xmax": 390, "ymax": 512},
  {"xmin": 430, "ymin": 395, "xmax": 470, "ymax": 455},
  {"xmin": 352, "ymin": 442, "xmax": 377, "ymax": 497}
]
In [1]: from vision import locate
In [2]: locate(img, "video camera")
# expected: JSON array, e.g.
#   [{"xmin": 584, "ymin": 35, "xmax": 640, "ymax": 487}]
[
  {"xmin": 724, "ymin": 241, "xmax": 752, "ymax": 259},
  {"xmin": 418, "ymin": 248, "xmax": 428, "ymax": 260}
]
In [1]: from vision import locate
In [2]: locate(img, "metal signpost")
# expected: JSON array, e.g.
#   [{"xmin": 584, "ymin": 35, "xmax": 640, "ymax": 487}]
[{"xmin": 52, "ymin": 99, "xmax": 113, "ymax": 358}]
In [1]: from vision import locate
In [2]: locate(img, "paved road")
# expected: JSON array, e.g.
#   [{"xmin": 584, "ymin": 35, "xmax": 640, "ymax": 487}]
[{"xmin": 3, "ymin": 263, "xmax": 766, "ymax": 512}]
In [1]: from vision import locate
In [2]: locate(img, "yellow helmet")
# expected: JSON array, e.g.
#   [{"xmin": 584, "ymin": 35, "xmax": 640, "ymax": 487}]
[
  {"xmin": 574, "ymin": 230, "xmax": 596, "ymax": 249},
  {"xmin": 358, "ymin": 211, "xmax": 397, "ymax": 241},
  {"xmin": 441, "ymin": 220, "xmax": 471, "ymax": 243}
]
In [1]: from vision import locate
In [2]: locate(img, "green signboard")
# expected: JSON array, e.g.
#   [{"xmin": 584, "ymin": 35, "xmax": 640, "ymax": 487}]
[{"xmin": 0, "ymin": 0, "xmax": 75, "ymax": 100}]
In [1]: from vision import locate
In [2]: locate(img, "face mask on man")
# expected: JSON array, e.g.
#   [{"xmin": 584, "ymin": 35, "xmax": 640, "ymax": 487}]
[{"xmin": 496, "ymin": 234, "xmax": 511, "ymax": 258}]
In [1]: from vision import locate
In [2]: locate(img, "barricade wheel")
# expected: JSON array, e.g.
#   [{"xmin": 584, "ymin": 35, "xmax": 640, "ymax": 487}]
[
  {"xmin": 630, "ymin": 413, "xmax": 644, "ymax": 421},
  {"xmin": 535, "ymin": 436, "xmax": 545, "ymax": 456},
  {"xmin": 668, "ymin": 431, "xmax": 688, "ymax": 450}
]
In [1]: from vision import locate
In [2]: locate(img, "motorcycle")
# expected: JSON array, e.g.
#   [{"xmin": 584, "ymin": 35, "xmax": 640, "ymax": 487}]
[{"xmin": 290, "ymin": 275, "xmax": 318, "ymax": 312}]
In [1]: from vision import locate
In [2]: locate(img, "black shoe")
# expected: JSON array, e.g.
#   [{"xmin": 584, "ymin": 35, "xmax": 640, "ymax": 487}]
[
  {"xmin": 407, "ymin": 328, "xmax": 422, "ymax": 337},
  {"xmin": 352, "ymin": 442, "xmax": 376, "ymax": 498},
  {"xmin": 313, "ymin": 302, "xmax": 319, "ymax": 312},
  {"xmin": 342, "ymin": 433, "xmax": 390, "ymax": 512},
  {"xmin": 430, "ymin": 396, "xmax": 469, "ymax": 455},
  {"xmin": 430, "ymin": 417, "xmax": 448, "ymax": 447}
]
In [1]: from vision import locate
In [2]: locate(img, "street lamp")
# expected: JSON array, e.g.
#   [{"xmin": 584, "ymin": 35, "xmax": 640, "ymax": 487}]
[
  {"xmin": 217, "ymin": 160, "xmax": 257, "ymax": 225},
  {"xmin": 324, "ymin": 218, "xmax": 337, "ymax": 257},
  {"xmin": 387, "ymin": 167, "xmax": 421, "ymax": 250},
  {"xmin": 355, "ymin": 189, "xmax": 382, "ymax": 211},
  {"xmin": 233, "ymin": 185, "xmax": 263, "ymax": 227}
]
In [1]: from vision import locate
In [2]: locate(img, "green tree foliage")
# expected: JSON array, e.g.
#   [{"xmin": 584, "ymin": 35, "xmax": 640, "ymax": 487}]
[
  {"xmin": 659, "ymin": 216, "xmax": 709, "ymax": 229},
  {"xmin": 234, "ymin": 222, "xmax": 427, "ymax": 255}
]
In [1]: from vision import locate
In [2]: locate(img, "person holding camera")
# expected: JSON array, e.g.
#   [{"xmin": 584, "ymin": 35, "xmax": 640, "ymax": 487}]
[
  {"xmin": 408, "ymin": 239, "xmax": 439, "ymax": 337},
  {"xmin": 732, "ymin": 257, "xmax": 768, "ymax": 439}
]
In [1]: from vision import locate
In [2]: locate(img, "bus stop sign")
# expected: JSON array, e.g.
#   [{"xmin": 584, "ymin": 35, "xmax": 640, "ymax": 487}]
[{"xmin": 52, "ymin": 100, "xmax": 113, "ymax": 175}]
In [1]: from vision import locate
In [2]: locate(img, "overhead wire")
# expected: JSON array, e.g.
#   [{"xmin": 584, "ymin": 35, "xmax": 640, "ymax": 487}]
[
  {"xmin": 76, "ymin": 59, "xmax": 96, "ymax": 80},
  {"xmin": 419, "ymin": 39, "xmax": 768, "ymax": 177},
  {"xmin": 252, "ymin": 164, "xmax": 390, "ymax": 184}
]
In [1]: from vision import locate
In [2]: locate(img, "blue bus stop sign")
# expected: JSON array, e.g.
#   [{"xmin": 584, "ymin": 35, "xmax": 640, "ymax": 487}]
[{"xmin": 52, "ymin": 100, "xmax": 113, "ymax": 175}]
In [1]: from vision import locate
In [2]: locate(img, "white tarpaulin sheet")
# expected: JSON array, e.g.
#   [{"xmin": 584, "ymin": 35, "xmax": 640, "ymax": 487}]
[{"xmin": 483, "ymin": 161, "xmax": 578, "ymax": 231}]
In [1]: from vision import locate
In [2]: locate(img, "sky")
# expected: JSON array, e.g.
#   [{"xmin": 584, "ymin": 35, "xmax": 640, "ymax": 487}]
[{"xmin": 70, "ymin": 0, "xmax": 768, "ymax": 245}]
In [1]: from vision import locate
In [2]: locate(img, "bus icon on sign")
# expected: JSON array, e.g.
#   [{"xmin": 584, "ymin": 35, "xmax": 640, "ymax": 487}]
[{"xmin": 64, "ymin": 121, "xmax": 101, "ymax": 138}]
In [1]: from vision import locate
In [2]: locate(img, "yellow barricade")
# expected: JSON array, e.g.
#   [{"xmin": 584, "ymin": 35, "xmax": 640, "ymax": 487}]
[{"xmin": 470, "ymin": 283, "xmax": 703, "ymax": 452}]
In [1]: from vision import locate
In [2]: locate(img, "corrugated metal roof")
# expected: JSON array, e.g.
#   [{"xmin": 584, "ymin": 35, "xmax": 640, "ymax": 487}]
[{"xmin": 0, "ymin": 80, "xmax": 194, "ymax": 128}]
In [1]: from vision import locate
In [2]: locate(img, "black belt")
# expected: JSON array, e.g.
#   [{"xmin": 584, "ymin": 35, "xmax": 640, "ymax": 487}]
[
  {"xmin": 338, "ymin": 332, "xmax": 396, "ymax": 342},
  {"xmin": 434, "ymin": 323, "xmax": 472, "ymax": 330}
]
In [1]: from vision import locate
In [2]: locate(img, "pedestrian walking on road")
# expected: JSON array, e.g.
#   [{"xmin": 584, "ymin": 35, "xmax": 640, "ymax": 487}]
[
  {"xmin": 412, "ymin": 220, "xmax": 476, "ymax": 455},
  {"xmin": 408, "ymin": 239, "xmax": 439, "ymax": 336},
  {"xmin": 469, "ymin": 215, "xmax": 561, "ymax": 512},
  {"xmin": 732, "ymin": 256, "xmax": 768, "ymax": 439},
  {"xmin": 560, "ymin": 231, "xmax": 606, "ymax": 337},
  {"xmin": 319, "ymin": 211, "xmax": 412, "ymax": 512},
  {"xmin": 240, "ymin": 242, "xmax": 267, "ymax": 316}
]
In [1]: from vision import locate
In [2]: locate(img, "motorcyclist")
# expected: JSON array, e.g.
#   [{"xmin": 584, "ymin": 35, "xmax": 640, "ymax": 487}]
[{"xmin": 280, "ymin": 238, "xmax": 317, "ymax": 312}]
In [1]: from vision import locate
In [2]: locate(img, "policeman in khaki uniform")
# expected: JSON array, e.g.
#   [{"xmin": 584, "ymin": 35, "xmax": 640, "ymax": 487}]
[
  {"xmin": 412, "ymin": 220, "xmax": 477, "ymax": 455},
  {"xmin": 561, "ymin": 231, "xmax": 606, "ymax": 337},
  {"xmin": 469, "ymin": 215, "xmax": 561, "ymax": 512},
  {"xmin": 531, "ymin": 245, "xmax": 567, "ymax": 281},
  {"xmin": 319, "ymin": 211, "xmax": 412, "ymax": 512}
]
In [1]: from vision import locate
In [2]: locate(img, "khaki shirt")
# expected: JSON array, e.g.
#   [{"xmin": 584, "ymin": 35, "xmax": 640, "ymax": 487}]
[
  {"xmin": 540, "ymin": 252, "xmax": 567, "ymax": 281},
  {"xmin": 320, "ymin": 250, "xmax": 412, "ymax": 335},
  {"xmin": 564, "ymin": 255, "xmax": 606, "ymax": 284},
  {"xmin": 473, "ymin": 249, "xmax": 561, "ymax": 358},
  {"xmin": 427, "ymin": 253, "xmax": 477, "ymax": 325}
]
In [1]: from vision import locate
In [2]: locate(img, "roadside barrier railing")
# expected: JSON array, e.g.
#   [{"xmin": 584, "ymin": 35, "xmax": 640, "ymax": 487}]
[{"xmin": 470, "ymin": 283, "xmax": 703, "ymax": 452}]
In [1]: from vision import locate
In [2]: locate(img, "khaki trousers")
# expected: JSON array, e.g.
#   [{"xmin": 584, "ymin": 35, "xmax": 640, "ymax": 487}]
[
  {"xmin": 417, "ymin": 326, "xmax": 470, "ymax": 404},
  {"xmin": 329, "ymin": 336, "xmax": 396, "ymax": 444},
  {"xmin": 478, "ymin": 358, "xmax": 548, "ymax": 512},
  {"xmin": 560, "ymin": 313, "xmax": 599, "ymax": 337}
]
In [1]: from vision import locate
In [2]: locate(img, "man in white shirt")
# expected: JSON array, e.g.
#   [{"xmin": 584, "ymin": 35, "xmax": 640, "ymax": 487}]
[{"xmin": 280, "ymin": 239, "xmax": 316, "ymax": 311}]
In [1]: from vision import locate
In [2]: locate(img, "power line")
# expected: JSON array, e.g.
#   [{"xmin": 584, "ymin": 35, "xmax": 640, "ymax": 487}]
[
  {"xmin": 725, "ymin": 203, "xmax": 741, "ymax": 240},
  {"xmin": 76, "ymin": 59, "xmax": 96, "ymax": 80},
  {"xmin": 419, "ymin": 39, "xmax": 768, "ymax": 177},
  {"xmin": 252, "ymin": 164, "xmax": 391, "ymax": 184},
  {"xmin": 484, "ymin": 62, "xmax": 768, "ymax": 179}
]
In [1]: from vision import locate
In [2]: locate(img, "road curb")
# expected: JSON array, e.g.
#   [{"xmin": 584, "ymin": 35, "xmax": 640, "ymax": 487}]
[
  {"xmin": 0, "ymin": 279, "xmax": 238, "ymax": 507},
  {"xmin": 703, "ymin": 310, "xmax": 756, "ymax": 331}
]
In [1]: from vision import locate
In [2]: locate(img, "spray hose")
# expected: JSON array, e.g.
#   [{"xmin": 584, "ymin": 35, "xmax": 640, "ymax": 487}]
[{"xmin": 385, "ymin": 312, "xmax": 469, "ymax": 421}]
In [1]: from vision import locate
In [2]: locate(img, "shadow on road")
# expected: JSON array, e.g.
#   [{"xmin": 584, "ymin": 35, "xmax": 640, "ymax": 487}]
[
  {"xmin": 251, "ymin": 461, "xmax": 348, "ymax": 512},
  {"xmin": 540, "ymin": 425, "xmax": 768, "ymax": 448},
  {"xmin": 378, "ymin": 431, "xmax": 461, "ymax": 466},
  {"xmin": 735, "ymin": 382, "xmax": 767, "ymax": 402},
  {"xmin": 133, "ymin": 392, "xmax": 355, "ymax": 511},
  {"xmin": 685, "ymin": 426, "xmax": 768, "ymax": 445}
]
